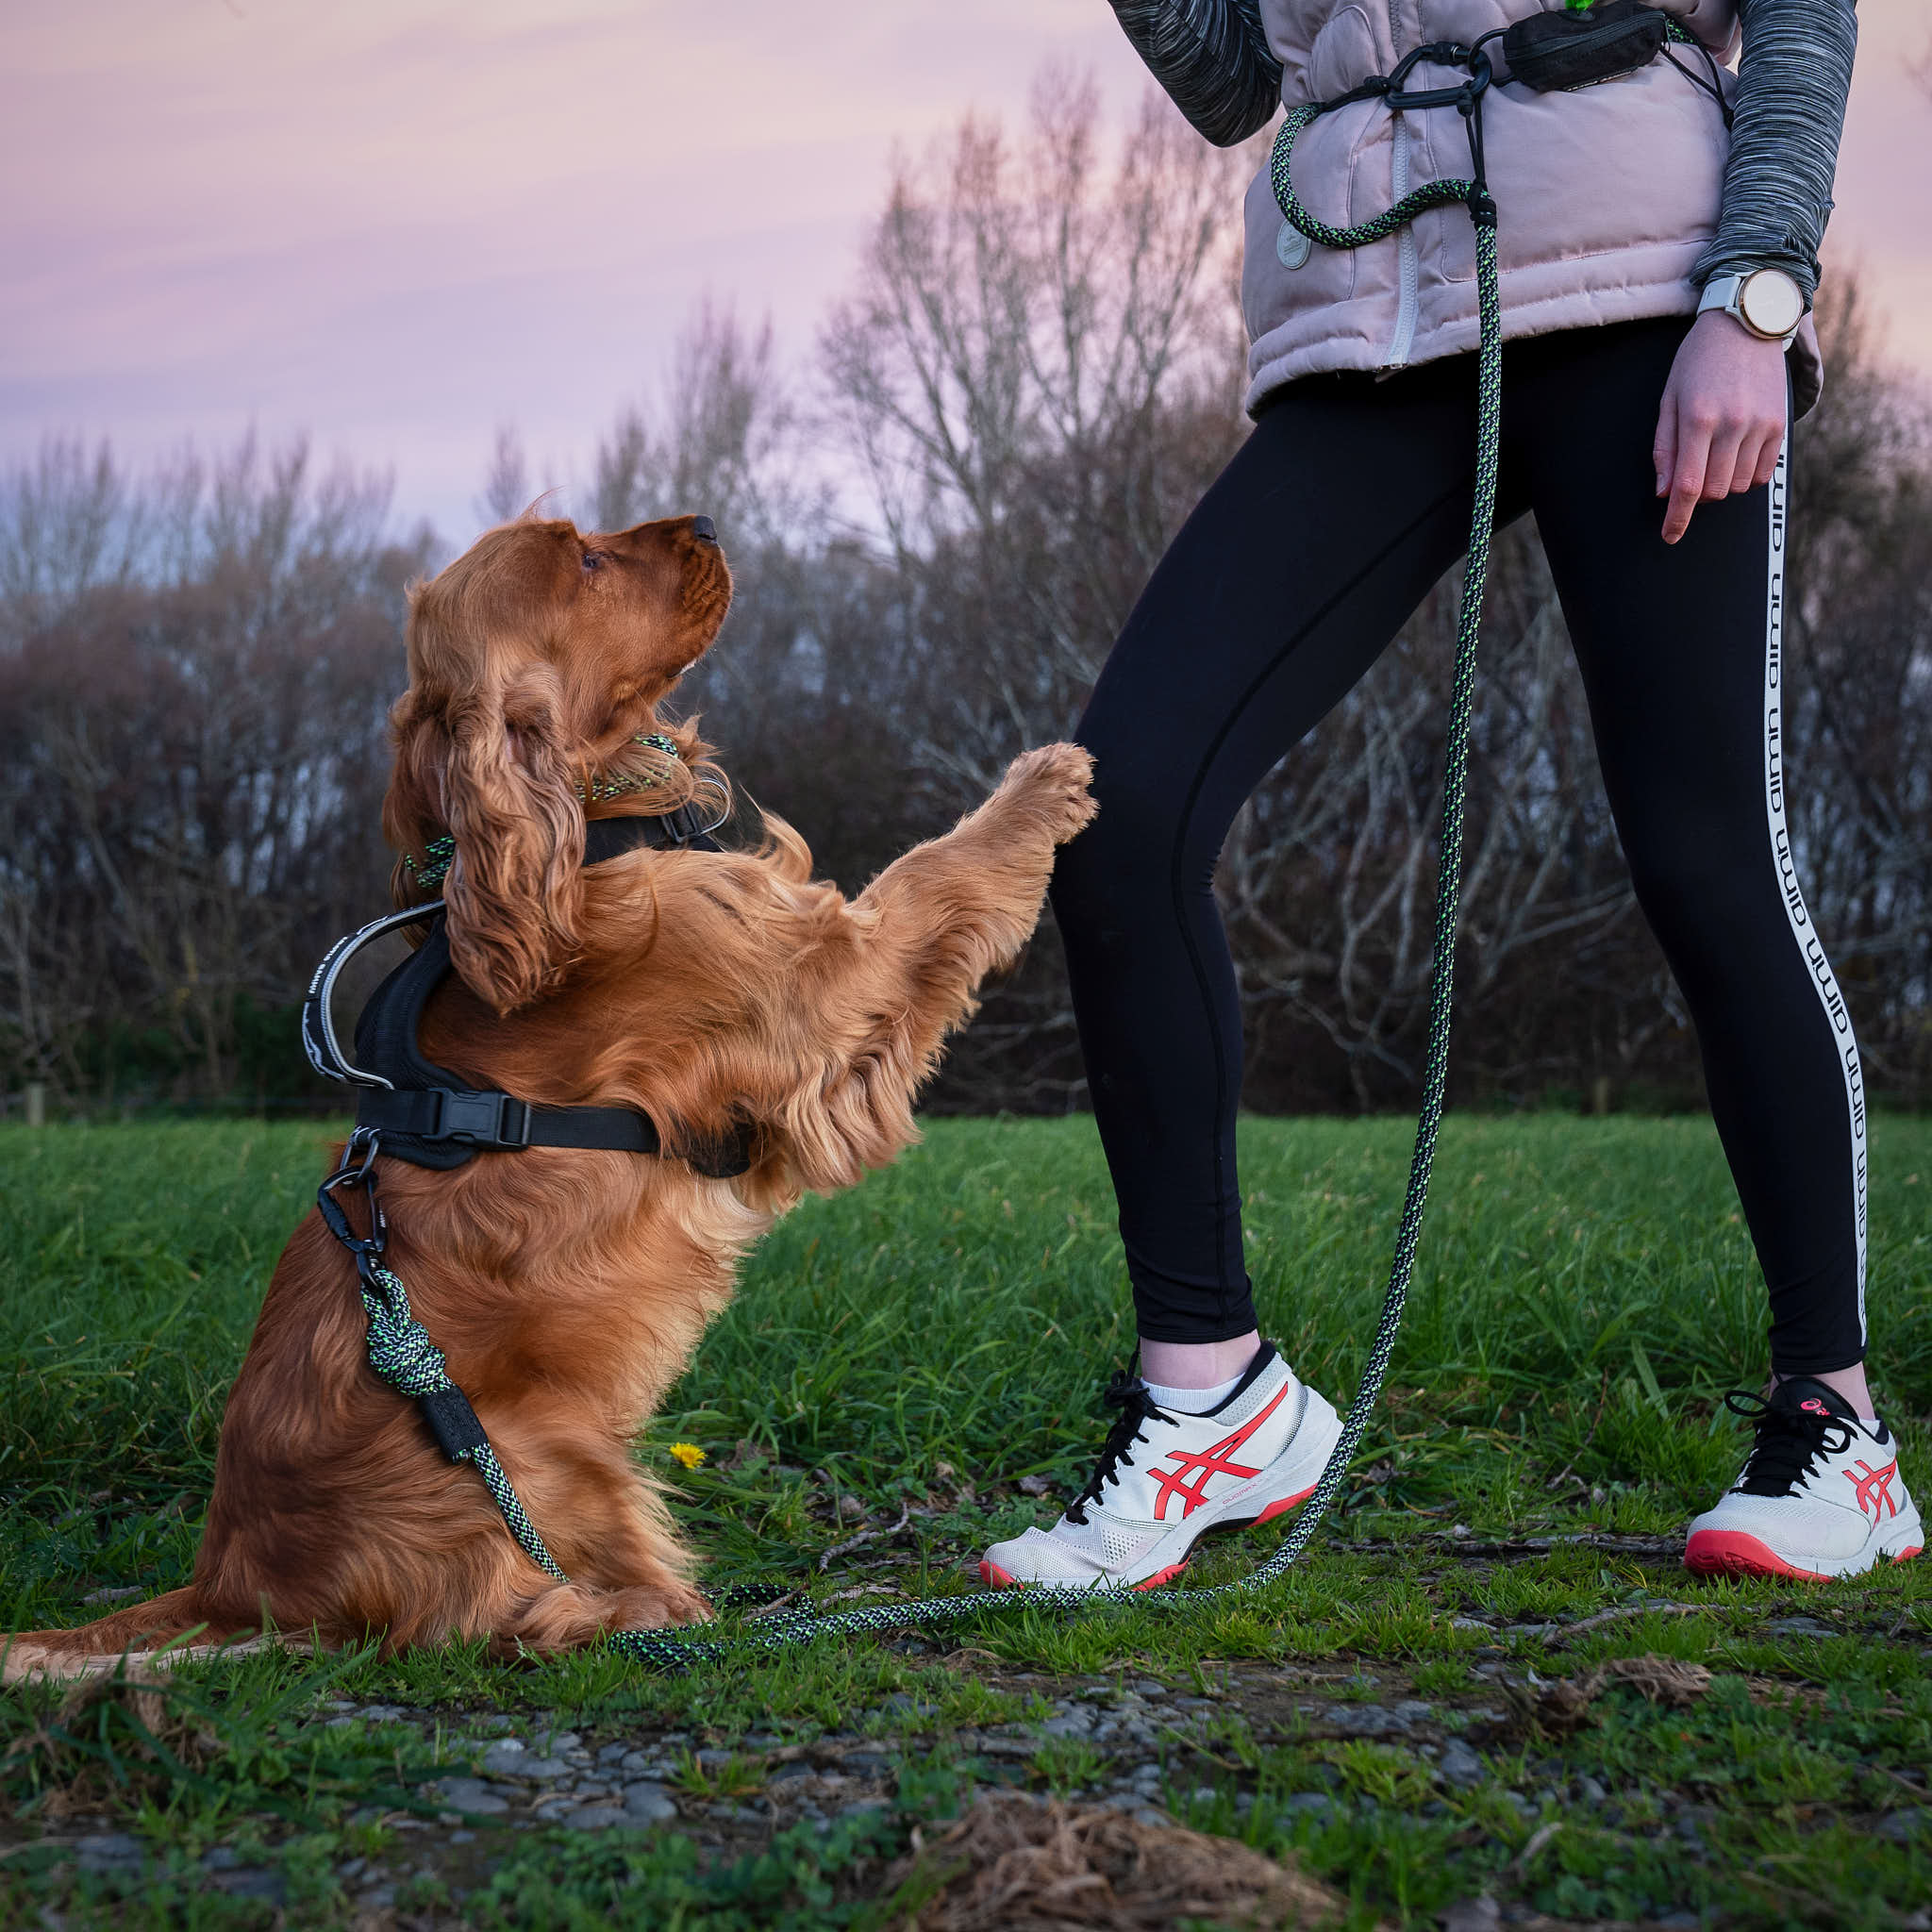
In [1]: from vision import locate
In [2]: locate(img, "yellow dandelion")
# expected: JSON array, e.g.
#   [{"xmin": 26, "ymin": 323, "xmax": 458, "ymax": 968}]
[{"xmin": 667, "ymin": 1442, "xmax": 706, "ymax": 1470}]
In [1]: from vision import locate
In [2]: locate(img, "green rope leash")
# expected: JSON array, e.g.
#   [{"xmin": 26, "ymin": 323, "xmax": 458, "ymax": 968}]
[
  {"xmin": 608, "ymin": 69, "xmax": 1507, "ymax": 1671},
  {"xmin": 359, "ymin": 1261, "xmax": 567, "ymax": 1582}
]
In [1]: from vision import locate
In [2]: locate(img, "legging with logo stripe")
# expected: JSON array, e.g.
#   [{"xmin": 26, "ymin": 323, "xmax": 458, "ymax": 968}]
[{"xmin": 1052, "ymin": 314, "xmax": 1867, "ymax": 1375}]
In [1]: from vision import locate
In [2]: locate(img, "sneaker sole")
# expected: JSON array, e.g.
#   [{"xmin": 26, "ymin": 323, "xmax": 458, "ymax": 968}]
[
  {"xmin": 1684, "ymin": 1526, "xmax": 1924, "ymax": 1582},
  {"xmin": 977, "ymin": 1486, "xmax": 1315, "ymax": 1593}
]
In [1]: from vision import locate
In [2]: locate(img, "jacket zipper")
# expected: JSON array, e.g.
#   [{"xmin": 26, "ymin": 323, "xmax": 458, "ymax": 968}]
[{"xmin": 1386, "ymin": 0, "xmax": 1420, "ymax": 366}]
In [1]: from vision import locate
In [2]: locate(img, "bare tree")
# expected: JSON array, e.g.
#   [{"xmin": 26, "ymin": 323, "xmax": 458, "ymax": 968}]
[{"xmin": 475, "ymin": 424, "xmax": 531, "ymax": 527}]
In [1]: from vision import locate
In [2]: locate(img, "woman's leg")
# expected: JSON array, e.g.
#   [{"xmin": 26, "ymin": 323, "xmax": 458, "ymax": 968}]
[
  {"xmin": 1053, "ymin": 361, "xmax": 1490, "ymax": 1362},
  {"xmin": 985, "ymin": 362, "xmax": 1499, "ymax": 1591},
  {"xmin": 1517, "ymin": 318, "xmax": 1868, "ymax": 1394}
]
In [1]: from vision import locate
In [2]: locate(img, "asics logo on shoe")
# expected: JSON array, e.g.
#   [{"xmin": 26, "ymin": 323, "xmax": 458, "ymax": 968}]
[
  {"xmin": 1799, "ymin": 1398, "xmax": 1830, "ymax": 1416},
  {"xmin": 1150, "ymin": 1383, "xmax": 1291, "ymax": 1522},
  {"xmin": 1845, "ymin": 1457, "xmax": 1901, "ymax": 1521}
]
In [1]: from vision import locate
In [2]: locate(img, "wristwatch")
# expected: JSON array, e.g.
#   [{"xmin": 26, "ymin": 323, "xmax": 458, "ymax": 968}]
[{"xmin": 1697, "ymin": 268, "xmax": 1805, "ymax": 346}]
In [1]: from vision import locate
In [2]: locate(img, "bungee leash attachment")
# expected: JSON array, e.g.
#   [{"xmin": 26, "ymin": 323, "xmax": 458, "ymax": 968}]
[{"xmin": 318, "ymin": 1128, "xmax": 567, "ymax": 1581}]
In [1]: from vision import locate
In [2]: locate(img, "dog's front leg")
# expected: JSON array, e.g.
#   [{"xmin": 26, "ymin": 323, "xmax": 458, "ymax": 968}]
[{"xmin": 767, "ymin": 743, "xmax": 1094, "ymax": 1189}]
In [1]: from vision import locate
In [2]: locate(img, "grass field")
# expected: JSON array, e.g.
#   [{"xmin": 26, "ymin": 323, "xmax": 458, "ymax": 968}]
[{"xmin": 4, "ymin": 1114, "xmax": 1930, "ymax": 1929}]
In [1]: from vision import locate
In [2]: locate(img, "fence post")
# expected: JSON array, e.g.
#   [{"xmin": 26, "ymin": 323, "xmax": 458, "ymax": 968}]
[{"xmin": 25, "ymin": 1082, "xmax": 47, "ymax": 1128}]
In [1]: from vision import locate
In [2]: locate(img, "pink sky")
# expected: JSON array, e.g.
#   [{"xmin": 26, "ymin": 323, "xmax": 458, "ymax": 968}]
[{"xmin": 5, "ymin": 0, "xmax": 1927, "ymax": 542}]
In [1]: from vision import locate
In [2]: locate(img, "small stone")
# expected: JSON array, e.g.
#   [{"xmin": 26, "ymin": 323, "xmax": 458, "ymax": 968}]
[
  {"xmin": 1129, "ymin": 1679, "xmax": 1168, "ymax": 1697},
  {"xmin": 696, "ymin": 1747, "xmax": 737, "ymax": 1771},
  {"xmin": 770, "ymin": 1763, "xmax": 815, "ymax": 1785},
  {"xmin": 448, "ymin": 1830, "xmax": 475, "ymax": 1845},
  {"xmin": 1440, "ymin": 1898, "xmax": 1503, "ymax": 1932},
  {"xmin": 565, "ymin": 1806, "xmax": 627, "ymax": 1831},
  {"xmin": 544, "ymin": 1731, "xmax": 584, "ymax": 1754},
  {"xmin": 597, "ymin": 1742, "xmax": 630, "ymax": 1765},
  {"xmin": 337, "ymin": 1859, "xmax": 367, "ymax": 1883},
  {"xmin": 838, "ymin": 1495, "xmax": 865, "ymax": 1522},
  {"xmin": 201, "ymin": 1847, "xmax": 242, "ymax": 1872},
  {"xmin": 1768, "ymin": 1616, "xmax": 1833, "ymax": 1638},
  {"xmin": 1282, "ymin": 1792, "xmax": 1336, "ymax": 1822},
  {"xmin": 1450, "ymin": 1616, "xmax": 1491, "ymax": 1631},
  {"xmin": 358, "ymin": 1704, "xmax": 409, "ymax": 1723},
  {"xmin": 1574, "ymin": 1774, "xmax": 1607, "ymax": 1805},
  {"xmin": 1879, "ymin": 1809, "xmax": 1929, "ymax": 1843},
  {"xmin": 484, "ymin": 1746, "xmax": 571, "ymax": 1780},
  {"xmin": 210, "ymin": 1869, "xmax": 286, "ymax": 1903},
  {"xmin": 75, "ymin": 1833, "xmax": 143, "ymax": 1874},
  {"xmin": 744, "ymin": 1731, "xmax": 779, "ymax": 1748},
  {"xmin": 1437, "ymin": 1740, "xmax": 1485, "ymax": 1790},
  {"xmin": 432, "ymin": 1777, "xmax": 509, "ymax": 1816},
  {"xmin": 624, "ymin": 1783, "xmax": 678, "ymax": 1824},
  {"xmin": 620, "ymin": 1750, "xmax": 670, "ymax": 1776}
]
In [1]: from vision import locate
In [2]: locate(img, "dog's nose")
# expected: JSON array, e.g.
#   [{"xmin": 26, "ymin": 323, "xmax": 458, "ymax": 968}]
[{"xmin": 691, "ymin": 516, "xmax": 718, "ymax": 543}]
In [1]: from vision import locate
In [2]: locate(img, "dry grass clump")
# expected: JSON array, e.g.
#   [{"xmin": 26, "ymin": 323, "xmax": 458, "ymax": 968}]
[
  {"xmin": 1, "ymin": 1662, "xmax": 220, "ymax": 1819},
  {"xmin": 882, "ymin": 1790, "xmax": 1366, "ymax": 1930},
  {"xmin": 1518, "ymin": 1653, "xmax": 1714, "ymax": 1739}
]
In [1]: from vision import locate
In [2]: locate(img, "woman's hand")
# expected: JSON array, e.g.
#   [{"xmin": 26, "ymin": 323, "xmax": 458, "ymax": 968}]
[{"xmin": 1653, "ymin": 309, "xmax": 1790, "ymax": 545}]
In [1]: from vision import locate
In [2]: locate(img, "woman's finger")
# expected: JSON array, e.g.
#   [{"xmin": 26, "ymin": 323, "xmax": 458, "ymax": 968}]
[
  {"xmin": 1653, "ymin": 391, "xmax": 1679, "ymax": 500},
  {"xmin": 1662, "ymin": 408, "xmax": 1710, "ymax": 544},
  {"xmin": 1700, "ymin": 418, "xmax": 1750, "ymax": 504}
]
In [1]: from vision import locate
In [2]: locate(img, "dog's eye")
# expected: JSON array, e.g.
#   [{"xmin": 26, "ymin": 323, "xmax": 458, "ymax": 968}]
[{"xmin": 581, "ymin": 551, "xmax": 606, "ymax": 573}]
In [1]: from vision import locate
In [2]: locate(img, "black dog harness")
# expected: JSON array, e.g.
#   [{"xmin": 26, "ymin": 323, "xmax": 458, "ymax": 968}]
[
  {"xmin": 302, "ymin": 803, "xmax": 754, "ymax": 1178},
  {"xmin": 299, "ymin": 797, "xmax": 758, "ymax": 1583}
]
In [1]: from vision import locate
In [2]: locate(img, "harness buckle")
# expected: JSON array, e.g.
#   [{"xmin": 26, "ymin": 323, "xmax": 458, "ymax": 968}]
[{"xmin": 430, "ymin": 1090, "xmax": 533, "ymax": 1150}]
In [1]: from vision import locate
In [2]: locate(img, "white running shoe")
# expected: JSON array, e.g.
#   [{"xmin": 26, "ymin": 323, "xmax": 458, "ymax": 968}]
[
  {"xmin": 980, "ymin": 1343, "xmax": 1341, "ymax": 1591},
  {"xmin": 1684, "ymin": 1377, "xmax": 1924, "ymax": 1582}
]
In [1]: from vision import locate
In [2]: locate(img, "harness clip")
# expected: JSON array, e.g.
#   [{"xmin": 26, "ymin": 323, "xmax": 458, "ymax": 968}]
[{"xmin": 430, "ymin": 1090, "xmax": 533, "ymax": 1150}]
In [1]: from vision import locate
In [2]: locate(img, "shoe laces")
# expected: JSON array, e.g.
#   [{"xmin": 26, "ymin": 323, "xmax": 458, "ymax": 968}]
[
  {"xmin": 1724, "ymin": 1390, "xmax": 1854, "ymax": 1498},
  {"xmin": 1065, "ymin": 1370, "xmax": 1172, "ymax": 1526}
]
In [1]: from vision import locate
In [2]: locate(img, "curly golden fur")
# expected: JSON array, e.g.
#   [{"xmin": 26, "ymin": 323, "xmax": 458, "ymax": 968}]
[{"xmin": 6, "ymin": 511, "xmax": 1094, "ymax": 1681}]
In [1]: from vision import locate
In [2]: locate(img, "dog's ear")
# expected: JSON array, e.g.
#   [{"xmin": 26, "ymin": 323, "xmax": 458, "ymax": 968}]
[
  {"xmin": 440, "ymin": 666, "xmax": 585, "ymax": 1014},
  {"xmin": 386, "ymin": 664, "xmax": 585, "ymax": 1016}
]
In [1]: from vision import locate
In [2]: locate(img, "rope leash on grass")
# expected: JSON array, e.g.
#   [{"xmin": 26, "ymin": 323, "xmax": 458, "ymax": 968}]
[{"xmin": 608, "ymin": 46, "xmax": 1507, "ymax": 1670}]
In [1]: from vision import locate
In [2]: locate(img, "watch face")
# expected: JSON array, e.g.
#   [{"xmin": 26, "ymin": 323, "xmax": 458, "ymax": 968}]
[{"xmin": 1740, "ymin": 271, "xmax": 1804, "ymax": 340}]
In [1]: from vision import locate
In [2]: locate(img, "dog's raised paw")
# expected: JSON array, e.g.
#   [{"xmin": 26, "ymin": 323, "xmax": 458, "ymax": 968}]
[{"xmin": 1000, "ymin": 742, "xmax": 1097, "ymax": 843}]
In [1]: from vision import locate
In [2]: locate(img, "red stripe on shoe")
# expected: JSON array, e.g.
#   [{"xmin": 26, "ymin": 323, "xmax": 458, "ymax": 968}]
[
  {"xmin": 979, "ymin": 1559, "xmax": 1019, "ymax": 1588},
  {"xmin": 1132, "ymin": 1561, "xmax": 1190, "ymax": 1591},
  {"xmin": 1683, "ymin": 1529, "xmax": 1832, "ymax": 1581}
]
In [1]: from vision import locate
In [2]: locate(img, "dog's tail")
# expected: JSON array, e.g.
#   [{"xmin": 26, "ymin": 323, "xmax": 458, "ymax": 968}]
[{"xmin": 2, "ymin": 1588, "xmax": 252, "ymax": 1685}]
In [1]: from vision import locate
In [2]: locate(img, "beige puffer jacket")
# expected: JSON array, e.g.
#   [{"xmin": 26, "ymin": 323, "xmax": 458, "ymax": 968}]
[{"xmin": 1242, "ymin": 0, "xmax": 1822, "ymax": 411}]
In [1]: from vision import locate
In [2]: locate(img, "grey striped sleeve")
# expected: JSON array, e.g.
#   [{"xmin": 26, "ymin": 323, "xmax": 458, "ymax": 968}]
[
  {"xmin": 1106, "ymin": 0, "xmax": 1283, "ymax": 147},
  {"xmin": 1691, "ymin": 0, "xmax": 1858, "ymax": 302}
]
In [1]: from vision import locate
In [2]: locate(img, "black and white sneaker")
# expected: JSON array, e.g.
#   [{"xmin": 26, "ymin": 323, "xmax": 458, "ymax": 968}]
[
  {"xmin": 1685, "ymin": 1377, "xmax": 1924, "ymax": 1581},
  {"xmin": 979, "ymin": 1343, "xmax": 1341, "ymax": 1591}
]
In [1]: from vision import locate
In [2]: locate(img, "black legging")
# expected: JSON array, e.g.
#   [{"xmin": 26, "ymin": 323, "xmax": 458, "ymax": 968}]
[{"xmin": 1053, "ymin": 316, "xmax": 1867, "ymax": 1377}]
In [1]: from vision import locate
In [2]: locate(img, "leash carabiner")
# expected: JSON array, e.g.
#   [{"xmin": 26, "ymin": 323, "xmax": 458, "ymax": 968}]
[{"xmin": 317, "ymin": 1126, "xmax": 387, "ymax": 1265}]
